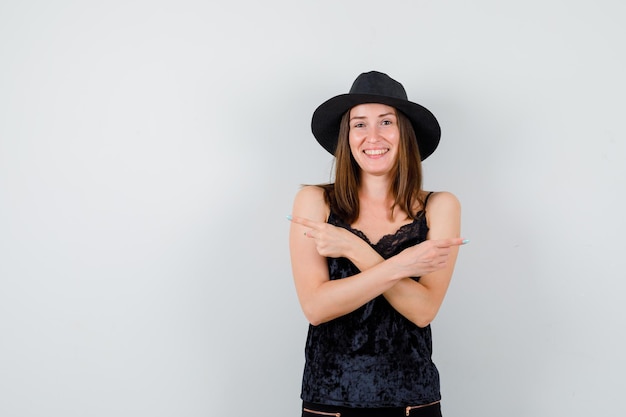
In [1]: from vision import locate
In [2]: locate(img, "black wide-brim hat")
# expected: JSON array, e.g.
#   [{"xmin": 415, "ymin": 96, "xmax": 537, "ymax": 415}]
[{"xmin": 311, "ymin": 71, "xmax": 441, "ymax": 160}]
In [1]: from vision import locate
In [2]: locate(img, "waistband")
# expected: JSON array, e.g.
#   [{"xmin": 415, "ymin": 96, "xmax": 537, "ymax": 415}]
[{"xmin": 302, "ymin": 401, "xmax": 441, "ymax": 417}]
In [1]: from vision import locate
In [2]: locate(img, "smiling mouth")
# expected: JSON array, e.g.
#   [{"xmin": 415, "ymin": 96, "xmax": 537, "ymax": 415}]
[{"xmin": 364, "ymin": 149, "xmax": 389, "ymax": 156}]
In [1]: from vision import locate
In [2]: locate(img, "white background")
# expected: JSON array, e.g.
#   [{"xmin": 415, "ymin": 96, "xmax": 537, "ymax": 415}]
[{"xmin": 1, "ymin": 1, "xmax": 625, "ymax": 416}]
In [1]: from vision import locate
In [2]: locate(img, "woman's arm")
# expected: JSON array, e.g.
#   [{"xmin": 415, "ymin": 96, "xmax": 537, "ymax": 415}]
[
  {"xmin": 382, "ymin": 192, "xmax": 462, "ymax": 327},
  {"xmin": 289, "ymin": 187, "xmax": 462, "ymax": 326},
  {"xmin": 289, "ymin": 186, "xmax": 404, "ymax": 325},
  {"xmin": 292, "ymin": 191, "xmax": 462, "ymax": 327}
]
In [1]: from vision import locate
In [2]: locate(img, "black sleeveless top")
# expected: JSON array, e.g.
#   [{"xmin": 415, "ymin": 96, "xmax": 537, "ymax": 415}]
[{"xmin": 301, "ymin": 193, "xmax": 441, "ymax": 408}]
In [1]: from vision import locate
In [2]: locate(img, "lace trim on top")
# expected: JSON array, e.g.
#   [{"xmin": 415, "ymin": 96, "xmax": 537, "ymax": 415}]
[
  {"xmin": 329, "ymin": 191, "xmax": 433, "ymax": 253},
  {"xmin": 349, "ymin": 214, "xmax": 426, "ymax": 245}
]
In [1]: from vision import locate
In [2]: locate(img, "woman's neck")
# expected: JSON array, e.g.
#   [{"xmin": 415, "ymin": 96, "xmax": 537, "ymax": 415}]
[{"xmin": 358, "ymin": 175, "xmax": 393, "ymax": 207}]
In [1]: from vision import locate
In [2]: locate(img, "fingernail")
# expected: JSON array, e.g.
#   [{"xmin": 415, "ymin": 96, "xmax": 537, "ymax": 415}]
[
  {"xmin": 286, "ymin": 214, "xmax": 292, "ymax": 221},
  {"xmin": 462, "ymin": 239, "xmax": 470, "ymax": 245}
]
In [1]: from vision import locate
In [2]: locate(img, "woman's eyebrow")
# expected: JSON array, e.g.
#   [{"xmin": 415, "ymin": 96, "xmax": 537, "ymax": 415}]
[{"xmin": 349, "ymin": 112, "xmax": 395, "ymax": 122}]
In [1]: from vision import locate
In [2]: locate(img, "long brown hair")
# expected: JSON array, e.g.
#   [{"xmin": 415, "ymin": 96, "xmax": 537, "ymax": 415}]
[{"xmin": 319, "ymin": 107, "xmax": 425, "ymax": 224}]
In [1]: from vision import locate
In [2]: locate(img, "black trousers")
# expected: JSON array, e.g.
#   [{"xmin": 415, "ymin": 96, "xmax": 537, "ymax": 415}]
[{"xmin": 302, "ymin": 401, "xmax": 442, "ymax": 417}]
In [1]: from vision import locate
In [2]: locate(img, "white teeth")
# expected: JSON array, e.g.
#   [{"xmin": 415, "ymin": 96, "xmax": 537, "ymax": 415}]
[{"xmin": 364, "ymin": 149, "xmax": 388, "ymax": 155}]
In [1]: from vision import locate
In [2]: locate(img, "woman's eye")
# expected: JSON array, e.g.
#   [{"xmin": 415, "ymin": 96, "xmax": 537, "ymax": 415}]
[
  {"xmin": 381, "ymin": 120, "xmax": 392, "ymax": 126},
  {"xmin": 353, "ymin": 122, "xmax": 365, "ymax": 128}
]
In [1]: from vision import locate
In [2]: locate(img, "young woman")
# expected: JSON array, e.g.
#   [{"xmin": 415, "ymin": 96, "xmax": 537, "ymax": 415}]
[{"xmin": 289, "ymin": 71, "xmax": 465, "ymax": 417}]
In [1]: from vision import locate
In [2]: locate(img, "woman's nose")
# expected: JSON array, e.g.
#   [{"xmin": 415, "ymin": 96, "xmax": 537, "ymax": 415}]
[{"xmin": 366, "ymin": 127, "xmax": 381, "ymax": 141}]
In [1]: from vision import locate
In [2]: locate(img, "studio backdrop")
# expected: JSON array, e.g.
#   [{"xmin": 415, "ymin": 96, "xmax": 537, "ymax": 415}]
[{"xmin": 1, "ymin": 1, "xmax": 624, "ymax": 416}]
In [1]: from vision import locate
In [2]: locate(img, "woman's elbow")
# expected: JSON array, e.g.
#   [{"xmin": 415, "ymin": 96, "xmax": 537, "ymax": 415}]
[
  {"xmin": 301, "ymin": 303, "xmax": 326, "ymax": 327},
  {"xmin": 308, "ymin": 317, "xmax": 323, "ymax": 327},
  {"xmin": 410, "ymin": 308, "xmax": 439, "ymax": 328},
  {"xmin": 413, "ymin": 317, "xmax": 434, "ymax": 328}
]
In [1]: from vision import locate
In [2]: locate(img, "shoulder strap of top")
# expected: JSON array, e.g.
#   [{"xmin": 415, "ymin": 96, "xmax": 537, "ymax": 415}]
[
  {"xmin": 423, "ymin": 191, "xmax": 435, "ymax": 209},
  {"xmin": 420, "ymin": 191, "xmax": 435, "ymax": 226}
]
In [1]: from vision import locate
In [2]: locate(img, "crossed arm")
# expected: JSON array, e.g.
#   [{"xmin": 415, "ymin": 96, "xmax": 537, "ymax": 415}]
[{"xmin": 288, "ymin": 186, "xmax": 463, "ymax": 327}]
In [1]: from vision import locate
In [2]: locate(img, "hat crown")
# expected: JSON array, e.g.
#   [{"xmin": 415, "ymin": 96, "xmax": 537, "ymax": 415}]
[{"xmin": 349, "ymin": 71, "xmax": 408, "ymax": 100}]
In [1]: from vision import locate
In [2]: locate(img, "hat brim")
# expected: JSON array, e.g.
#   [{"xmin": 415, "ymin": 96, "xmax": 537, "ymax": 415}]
[{"xmin": 311, "ymin": 94, "xmax": 441, "ymax": 160}]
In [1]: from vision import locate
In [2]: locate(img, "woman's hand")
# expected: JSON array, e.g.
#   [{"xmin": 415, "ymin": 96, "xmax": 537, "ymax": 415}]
[
  {"xmin": 394, "ymin": 237, "xmax": 466, "ymax": 278},
  {"xmin": 288, "ymin": 215, "xmax": 359, "ymax": 259},
  {"xmin": 290, "ymin": 214, "xmax": 465, "ymax": 277}
]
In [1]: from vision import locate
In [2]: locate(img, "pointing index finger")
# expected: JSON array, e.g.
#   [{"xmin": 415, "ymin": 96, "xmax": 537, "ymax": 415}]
[
  {"xmin": 287, "ymin": 215, "xmax": 320, "ymax": 230},
  {"xmin": 434, "ymin": 237, "xmax": 469, "ymax": 247}
]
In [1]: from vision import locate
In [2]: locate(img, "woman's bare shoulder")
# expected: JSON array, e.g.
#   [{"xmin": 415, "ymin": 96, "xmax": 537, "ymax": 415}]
[
  {"xmin": 424, "ymin": 191, "xmax": 461, "ymax": 221},
  {"xmin": 295, "ymin": 184, "xmax": 326, "ymax": 198},
  {"xmin": 426, "ymin": 191, "xmax": 460, "ymax": 210},
  {"xmin": 293, "ymin": 185, "xmax": 330, "ymax": 222},
  {"xmin": 424, "ymin": 191, "xmax": 461, "ymax": 236}
]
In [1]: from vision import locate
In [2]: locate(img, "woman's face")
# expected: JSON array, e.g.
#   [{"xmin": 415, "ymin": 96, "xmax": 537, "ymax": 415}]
[{"xmin": 348, "ymin": 103, "xmax": 400, "ymax": 177}]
